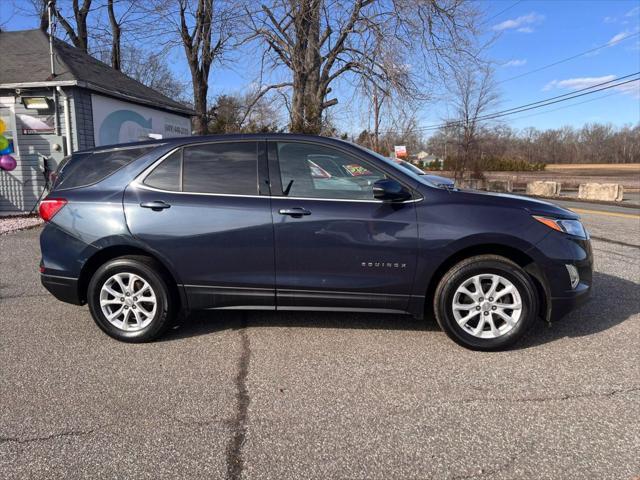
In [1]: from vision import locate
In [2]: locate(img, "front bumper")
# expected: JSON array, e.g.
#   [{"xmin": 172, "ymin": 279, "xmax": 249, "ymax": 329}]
[
  {"xmin": 533, "ymin": 230, "xmax": 593, "ymax": 322},
  {"xmin": 41, "ymin": 273, "xmax": 83, "ymax": 305},
  {"xmin": 549, "ymin": 282, "xmax": 591, "ymax": 322}
]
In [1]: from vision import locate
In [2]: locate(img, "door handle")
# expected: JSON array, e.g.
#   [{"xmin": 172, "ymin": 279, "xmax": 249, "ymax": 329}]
[
  {"xmin": 278, "ymin": 207, "xmax": 311, "ymax": 217},
  {"xmin": 140, "ymin": 200, "xmax": 171, "ymax": 211}
]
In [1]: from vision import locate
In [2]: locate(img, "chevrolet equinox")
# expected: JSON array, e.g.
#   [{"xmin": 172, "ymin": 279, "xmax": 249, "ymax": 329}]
[{"xmin": 39, "ymin": 134, "xmax": 592, "ymax": 350}]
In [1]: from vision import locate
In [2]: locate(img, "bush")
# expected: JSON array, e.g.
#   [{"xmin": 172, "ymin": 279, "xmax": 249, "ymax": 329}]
[
  {"xmin": 479, "ymin": 157, "xmax": 546, "ymax": 171},
  {"xmin": 443, "ymin": 156, "xmax": 546, "ymax": 172},
  {"xmin": 422, "ymin": 159, "xmax": 443, "ymax": 170}
]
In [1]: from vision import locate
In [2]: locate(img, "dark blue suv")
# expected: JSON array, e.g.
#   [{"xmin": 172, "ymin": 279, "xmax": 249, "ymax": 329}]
[{"xmin": 39, "ymin": 134, "xmax": 592, "ymax": 350}]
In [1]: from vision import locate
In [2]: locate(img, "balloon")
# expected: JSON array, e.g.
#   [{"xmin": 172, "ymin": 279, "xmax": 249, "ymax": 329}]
[
  {"xmin": 0, "ymin": 118, "xmax": 5, "ymax": 134},
  {"xmin": 0, "ymin": 135, "xmax": 8, "ymax": 151},
  {"xmin": 0, "ymin": 138, "xmax": 13, "ymax": 155},
  {"xmin": 0, "ymin": 154, "xmax": 17, "ymax": 171}
]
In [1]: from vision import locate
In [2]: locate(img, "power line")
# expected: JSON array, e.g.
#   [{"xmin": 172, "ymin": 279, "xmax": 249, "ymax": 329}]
[
  {"xmin": 383, "ymin": 74, "xmax": 639, "ymax": 133},
  {"xmin": 467, "ymin": 77, "xmax": 639, "ymax": 124},
  {"xmin": 488, "ymin": 72, "xmax": 640, "ymax": 116},
  {"xmin": 498, "ymin": 31, "xmax": 640, "ymax": 84},
  {"xmin": 503, "ymin": 90, "xmax": 623, "ymax": 123},
  {"xmin": 482, "ymin": 0, "xmax": 525, "ymax": 26}
]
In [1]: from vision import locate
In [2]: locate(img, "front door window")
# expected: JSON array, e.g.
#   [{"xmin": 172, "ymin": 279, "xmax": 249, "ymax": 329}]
[{"xmin": 276, "ymin": 142, "xmax": 387, "ymax": 200}]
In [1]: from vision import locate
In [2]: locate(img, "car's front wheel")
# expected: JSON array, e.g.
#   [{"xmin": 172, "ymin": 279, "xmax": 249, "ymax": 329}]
[
  {"xmin": 434, "ymin": 255, "xmax": 538, "ymax": 351},
  {"xmin": 87, "ymin": 256, "xmax": 176, "ymax": 342}
]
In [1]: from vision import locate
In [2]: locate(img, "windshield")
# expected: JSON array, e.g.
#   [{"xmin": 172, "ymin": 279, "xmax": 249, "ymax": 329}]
[
  {"xmin": 396, "ymin": 160, "xmax": 426, "ymax": 176},
  {"xmin": 351, "ymin": 143, "xmax": 443, "ymax": 188}
]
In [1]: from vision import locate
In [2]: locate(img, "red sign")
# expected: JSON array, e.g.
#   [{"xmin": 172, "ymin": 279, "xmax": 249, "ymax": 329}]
[{"xmin": 394, "ymin": 145, "xmax": 407, "ymax": 159}]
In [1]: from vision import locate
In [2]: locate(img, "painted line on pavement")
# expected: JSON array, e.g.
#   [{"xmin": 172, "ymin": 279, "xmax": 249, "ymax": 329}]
[{"xmin": 570, "ymin": 208, "xmax": 640, "ymax": 220}]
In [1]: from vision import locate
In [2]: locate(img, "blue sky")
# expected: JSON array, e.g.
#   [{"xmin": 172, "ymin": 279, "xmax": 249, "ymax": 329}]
[
  {"xmin": 2, "ymin": 0, "xmax": 639, "ymax": 134},
  {"xmin": 481, "ymin": 0, "xmax": 640, "ymax": 131}
]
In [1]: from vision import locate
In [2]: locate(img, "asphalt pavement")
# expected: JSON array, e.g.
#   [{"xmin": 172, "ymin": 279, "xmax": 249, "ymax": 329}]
[{"xmin": 1, "ymin": 203, "xmax": 639, "ymax": 479}]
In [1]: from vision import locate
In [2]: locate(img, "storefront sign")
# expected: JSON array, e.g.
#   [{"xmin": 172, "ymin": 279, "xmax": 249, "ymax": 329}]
[{"xmin": 92, "ymin": 94, "xmax": 192, "ymax": 146}]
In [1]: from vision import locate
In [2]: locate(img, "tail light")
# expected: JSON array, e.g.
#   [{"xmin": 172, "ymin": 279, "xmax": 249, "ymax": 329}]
[{"xmin": 39, "ymin": 198, "xmax": 67, "ymax": 221}]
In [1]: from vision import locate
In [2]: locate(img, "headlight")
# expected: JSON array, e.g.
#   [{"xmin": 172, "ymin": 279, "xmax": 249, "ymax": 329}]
[{"xmin": 533, "ymin": 216, "xmax": 587, "ymax": 238}]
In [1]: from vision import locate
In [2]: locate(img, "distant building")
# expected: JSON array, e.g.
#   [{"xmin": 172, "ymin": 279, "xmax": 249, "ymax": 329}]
[
  {"xmin": 414, "ymin": 151, "xmax": 442, "ymax": 169},
  {"xmin": 0, "ymin": 29, "xmax": 194, "ymax": 214}
]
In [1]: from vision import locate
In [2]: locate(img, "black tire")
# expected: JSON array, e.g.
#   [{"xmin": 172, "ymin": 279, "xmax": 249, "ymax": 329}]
[
  {"xmin": 87, "ymin": 255, "xmax": 177, "ymax": 342},
  {"xmin": 433, "ymin": 255, "xmax": 538, "ymax": 351}
]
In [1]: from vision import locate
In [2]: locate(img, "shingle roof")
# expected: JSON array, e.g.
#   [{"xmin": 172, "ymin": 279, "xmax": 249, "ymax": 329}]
[{"xmin": 0, "ymin": 29, "xmax": 193, "ymax": 115}]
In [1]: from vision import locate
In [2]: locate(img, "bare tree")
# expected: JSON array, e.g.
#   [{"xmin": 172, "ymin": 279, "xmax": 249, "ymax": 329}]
[
  {"xmin": 26, "ymin": 0, "xmax": 50, "ymax": 31},
  {"xmin": 98, "ymin": 46, "xmax": 189, "ymax": 101},
  {"xmin": 106, "ymin": 0, "xmax": 121, "ymax": 70},
  {"xmin": 208, "ymin": 92, "xmax": 281, "ymax": 133},
  {"xmin": 50, "ymin": 0, "xmax": 94, "ymax": 53},
  {"xmin": 447, "ymin": 63, "xmax": 499, "ymax": 180},
  {"xmin": 247, "ymin": 0, "xmax": 480, "ymax": 134},
  {"xmin": 170, "ymin": 0, "xmax": 235, "ymax": 134}
]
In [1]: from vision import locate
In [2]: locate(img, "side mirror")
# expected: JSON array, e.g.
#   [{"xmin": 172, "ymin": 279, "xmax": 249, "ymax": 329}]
[{"xmin": 373, "ymin": 178, "xmax": 412, "ymax": 202}]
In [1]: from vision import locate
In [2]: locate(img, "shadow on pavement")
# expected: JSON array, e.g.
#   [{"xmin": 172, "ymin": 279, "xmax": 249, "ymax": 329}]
[
  {"xmin": 163, "ymin": 309, "xmax": 438, "ymax": 342},
  {"xmin": 163, "ymin": 272, "xmax": 638, "ymax": 348},
  {"xmin": 519, "ymin": 271, "xmax": 639, "ymax": 349}
]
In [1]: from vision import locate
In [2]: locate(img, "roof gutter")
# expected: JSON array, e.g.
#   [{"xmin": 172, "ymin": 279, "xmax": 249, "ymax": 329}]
[
  {"xmin": 0, "ymin": 80, "xmax": 194, "ymax": 116},
  {"xmin": 76, "ymin": 81, "xmax": 195, "ymax": 116},
  {"xmin": 0, "ymin": 80, "xmax": 78, "ymax": 89}
]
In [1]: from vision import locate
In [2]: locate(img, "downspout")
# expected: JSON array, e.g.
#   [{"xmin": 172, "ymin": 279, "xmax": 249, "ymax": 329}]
[
  {"xmin": 57, "ymin": 86, "xmax": 72, "ymax": 155},
  {"xmin": 48, "ymin": 1, "xmax": 60, "ymax": 137}
]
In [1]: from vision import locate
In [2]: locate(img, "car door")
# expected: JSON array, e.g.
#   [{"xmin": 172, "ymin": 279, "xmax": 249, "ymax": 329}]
[
  {"xmin": 268, "ymin": 140, "xmax": 419, "ymax": 313},
  {"xmin": 124, "ymin": 140, "xmax": 275, "ymax": 310}
]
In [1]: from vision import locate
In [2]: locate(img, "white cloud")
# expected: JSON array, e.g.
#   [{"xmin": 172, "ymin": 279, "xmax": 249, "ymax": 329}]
[
  {"xmin": 503, "ymin": 59, "xmax": 527, "ymax": 67},
  {"xmin": 626, "ymin": 6, "xmax": 640, "ymax": 17},
  {"xmin": 614, "ymin": 79, "xmax": 640, "ymax": 98},
  {"xmin": 607, "ymin": 31, "xmax": 631, "ymax": 46},
  {"xmin": 544, "ymin": 75, "xmax": 615, "ymax": 91},
  {"xmin": 603, "ymin": 16, "xmax": 616, "ymax": 24},
  {"xmin": 493, "ymin": 12, "xmax": 544, "ymax": 32},
  {"xmin": 543, "ymin": 75, "xmax": 639, "ymax": 98}
]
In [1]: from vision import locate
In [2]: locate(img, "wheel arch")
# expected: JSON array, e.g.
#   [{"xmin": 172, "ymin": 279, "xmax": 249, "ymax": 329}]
[
  {"xmin": 77, "ymin": 244, "xmax": 185, "ymax": 309},
  {"xmin": 423, "ymin": 243, "xmax": 549, "ymax": 321}
]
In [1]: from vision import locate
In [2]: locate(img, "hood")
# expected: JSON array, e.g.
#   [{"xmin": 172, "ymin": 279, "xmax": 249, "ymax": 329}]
[
  {"xmin": 450, "ymin": 189, "xmax": 579, "ymax": 219},
  {"xmin": 423, "ymin": 174, "xmax": 455, "ymax": 187}
]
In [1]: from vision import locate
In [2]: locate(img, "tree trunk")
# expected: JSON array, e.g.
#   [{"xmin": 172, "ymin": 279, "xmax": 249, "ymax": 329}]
[
  {"xmin": 288, "ymin": 0, "xmax": 324, "ymax": 134},
  {"xmin": 372, "ymin": 87, "xmax": 382, "ymax": 152},
  {"xmin": 191, "ymin": 70, "xmax": 208, "ymax": 135},
  {"xmin": 290, "ymin": 72, "xmax": 306, "ymax": 132},
  {"xmin": 107, "ymin": 0, "xmax": 121, "ymax": 71}
]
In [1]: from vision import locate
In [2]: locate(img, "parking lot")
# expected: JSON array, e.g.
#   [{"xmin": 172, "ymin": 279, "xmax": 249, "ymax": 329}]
[{"xmin": 1, "ymin": 202, "xmax": 638, "ymax": 480}]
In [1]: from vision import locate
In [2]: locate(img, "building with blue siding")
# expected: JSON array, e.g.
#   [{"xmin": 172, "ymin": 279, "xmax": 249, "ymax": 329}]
[{"xmin": 0, "ymin": 29, "xmax": 193, "ymax": 214}]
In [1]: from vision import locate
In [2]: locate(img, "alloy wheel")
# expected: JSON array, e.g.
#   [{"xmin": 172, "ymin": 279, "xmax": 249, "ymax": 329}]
[
  {"xmin": 452, "ymin": 273, "xmax": 523, "ymax": 339},
  {"xmin": 99, "ymin": 272, "xmax": 157, "ymax": 331}
]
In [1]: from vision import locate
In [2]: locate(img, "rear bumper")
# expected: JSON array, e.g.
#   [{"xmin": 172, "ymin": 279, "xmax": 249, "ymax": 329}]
[{"xmin": 41, "ymin": 273, "xmax": 83, "ymax": 305}]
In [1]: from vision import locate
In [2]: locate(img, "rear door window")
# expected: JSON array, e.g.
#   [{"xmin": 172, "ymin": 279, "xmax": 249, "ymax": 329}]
[
  {"xmin": 56, "ymin": 146, "xmax": 155, "ymax": 190},
  {"xmin": 182, "ymin": 142, "xmax": 258, "ymax": 195},
  {"xmin": 143, "ymin": 150, "xmax": 182, "ymax": 191}
]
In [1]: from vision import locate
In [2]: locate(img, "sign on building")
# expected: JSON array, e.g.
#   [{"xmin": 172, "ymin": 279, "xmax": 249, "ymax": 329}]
[{"xmin": 92, "ymin": 94, "xmax": 191, "ymax": 146}]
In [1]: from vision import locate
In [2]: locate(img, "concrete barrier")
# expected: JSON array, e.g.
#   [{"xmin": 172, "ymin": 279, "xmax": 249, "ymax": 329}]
[
  {"xmin": 526, "ymin": 181, "xmax": 561, "ymax": 197},
  {"xmin": 459, "ymin": 178, "xmax": 486, "ymax": 190},
  {"xmin": 578, "ymin": 183, "xmax": 624, "ymax": 202},
  {"xmin": 486, "ymin": 179, "xmax": 513, "ymax": 193}
]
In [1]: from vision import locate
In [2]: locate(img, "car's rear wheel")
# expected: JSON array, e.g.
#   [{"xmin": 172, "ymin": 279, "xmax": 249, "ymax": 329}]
[
  {"xmin": 87, "ymin": 256, "xmax": 176, "ymax": 342},
  {"xmin": 434, "ymin": 255, "xmax": 538, "ymax": 351}
]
